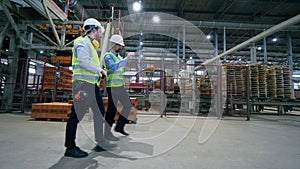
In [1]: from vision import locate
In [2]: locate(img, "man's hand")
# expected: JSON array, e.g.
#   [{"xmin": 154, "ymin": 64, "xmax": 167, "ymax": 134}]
[
  {"xmin": 127, "ymin": 52, "xmax": 135, "ymax": 59},
  {"xmin": 100, "ymin": 69, "xmax": 107, "ymax": 78}
]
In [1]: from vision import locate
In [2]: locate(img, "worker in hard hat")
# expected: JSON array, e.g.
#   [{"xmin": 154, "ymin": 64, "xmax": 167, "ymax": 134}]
[
  {"xmin": 103, "ymin": 34, "xmax": 135, "ymax": 140},
  {"xmin": 64, "ymin": 18, "xmax": 115, "ymax": 158}
]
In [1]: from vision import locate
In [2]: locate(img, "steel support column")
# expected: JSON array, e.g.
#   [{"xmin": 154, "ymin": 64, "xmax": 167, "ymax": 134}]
[
  {"xmin": 182, "ymin": 25, "xmax": 186, "ymax": 61},
  {"xmin": 263, "ymin": 33, "xmax": 268, "ymax": 63},
  {"xmin": 214, "ymin": 29, "xmax": 218, "ymax": 56},
  {"xmin": 250, "ymin": 43, "xmax": 257, "ymax": 63},
  {"xmin": 287, "ymin": 32, "xmax": 295, "ymax": 98},
  {"xmin": 223, "ymin": 27, "xmax": 226, "ymax": 60}
]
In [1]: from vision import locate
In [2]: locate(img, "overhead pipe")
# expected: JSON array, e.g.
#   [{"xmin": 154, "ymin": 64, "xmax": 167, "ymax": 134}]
[
  {"xmin": 203, "ymin": 13, "xmax": 300, "ymax": 65},
  {"xmin": 191, "ymin": 20, "xmax": 300, "ymax": 31},
  {"xmin": 69, "ymin": 0, "xmax": 89, "ymax": 20},
  {"xmin": 137, "ymin": 19, "xmax": 300, "ymax": 31}
]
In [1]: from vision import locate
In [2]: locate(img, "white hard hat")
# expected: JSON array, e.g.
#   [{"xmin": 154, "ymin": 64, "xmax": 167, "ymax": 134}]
[
  {"xmin": 110, "ymin": 34, "xmax": 124, "ymax": 46},
  {"xmin": 83, "ymin": 18, "xmax": 104, "ymax": 33}
]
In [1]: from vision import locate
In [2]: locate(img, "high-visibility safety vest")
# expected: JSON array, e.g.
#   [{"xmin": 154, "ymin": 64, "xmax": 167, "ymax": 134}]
[
  {"xmin": 103, "ymin": 52, "xmax": 125, "ymax": 87},
  {"xmin": 72, "ymin": 36, "xmax": 100, "ymax": 84}
]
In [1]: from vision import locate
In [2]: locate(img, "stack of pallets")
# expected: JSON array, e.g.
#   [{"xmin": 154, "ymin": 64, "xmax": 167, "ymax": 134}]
[
  {"xmin": 226, "ymin": 65, "xmax": 237, "ymax": 97},
  {"xmin": 235, "ymin": 65, "xmax": 246, "ymax": 98},
  {"xmin": 275, "ymin": 66, "xmax": 284, "ymax": 98},
  {"xmin": 249, "ymin": 64, "xmax": 259, "ymax": 97},
  {"xmin": 258, "ymin": 65, "xmax": 267, "ymax": 98},
  {"xmin": 282, "ymin": 66, "xmax": 292, "ymax": 98},
  {"xmin": 266, "ymin": 66, "xmax": 276, "ymax": 98}
]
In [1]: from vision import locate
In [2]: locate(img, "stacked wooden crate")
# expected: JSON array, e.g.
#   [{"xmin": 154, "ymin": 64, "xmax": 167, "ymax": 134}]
[
  {"xmin": 258, "ymin": 65, "xmax": 267, "ymax": 98},
  {"xmin": 282, "ymin": 66, "xmax": 292, "ymax": 98},
  {"xmin": 223, "ymin": 64, "xmax": 292, "ymax": 99},
  {"xmin": 275, "ymin": 66, "xmax": 284, "ymax": 98},
  {"xmin": 223, "ymin": 64, "xmax": 247, "ymax": 98},
  {"xmin": 31, "ymin": 102, "xmax": 72, "ymax": 120},
  {"xmin": 266, "ymin": 66, "xmax": 276, "ymax": 98},
  {"xmin": 249, "ymin": 64, "xmax": 259, "ymax": 97},
  {"xmin": 236, "ymin": 65, "xmax": 246, "ymax": 98},
  {"xmin": 226, "ymin": 64, "xmax": 237, "ymax": 97}
]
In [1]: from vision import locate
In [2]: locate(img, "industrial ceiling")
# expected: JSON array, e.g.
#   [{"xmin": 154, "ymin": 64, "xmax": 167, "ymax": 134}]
[{"xmin": 0, "ymin": 0, "xmax": 300, "ymax": 69}]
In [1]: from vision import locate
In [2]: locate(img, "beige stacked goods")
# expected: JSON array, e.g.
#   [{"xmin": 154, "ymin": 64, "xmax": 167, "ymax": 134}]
[
  {"xmin": 275, "ymin": 66, "xmax": 284, "ymax": 98},
  {"xmin": 236, "ymin": 66, "xmax": 246, "ymax": 98},
  {"xmin": 258, "ymin": 65, "xmax": 267, "ymax": 98},
  {"xmin": 223, "ymin": 64, "xmax": 292, "ymax": 99},
  {"xmin": 226, "ymin": 64, "xmax": 237, "ymax": 97},
  {"xmin": 249, "ymin": 64, "xmax": 259, "ymax": 97},
  {"xmin": 282, "ymin": 66, "xmax": 292, "ymax": 98},
  {"xmin": 266, "ymin": 66, "xmax": 276, "ymax": 98}
]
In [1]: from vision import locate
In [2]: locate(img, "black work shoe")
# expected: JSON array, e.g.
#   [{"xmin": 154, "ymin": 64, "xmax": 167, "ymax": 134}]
[
  {"xmin": 92, "ymin": 145, "xmax": 106, "ymax": 152},
  {"xmin": 64, "ymin": 147, "xmax": 88, "ymax": 158},
  {"xmin": 105, "ymin": 134, "xmax": 120, "ymax": 141},
  {"xmin": 93, "ymin": 141, "xmax": 117, "ymax": 152},
  {"xmin": 115, "ymin": 128, "xmax": 129, "ymax": 136}
]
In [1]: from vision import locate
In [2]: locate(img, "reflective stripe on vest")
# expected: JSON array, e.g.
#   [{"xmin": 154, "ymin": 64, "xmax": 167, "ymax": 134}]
[
  {"xmin": 103, "ymin": 52, "xmax": 124, "ymax": 87},
  {"xmin": 72, "ymin": 36, "xmax": 100, "ymax": 84}
]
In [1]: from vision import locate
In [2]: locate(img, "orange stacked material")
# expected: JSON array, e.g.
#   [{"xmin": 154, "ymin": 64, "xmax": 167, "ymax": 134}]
[
  {"xmin": 51, "ymin": 56, "xmax": 72, "ymax": 66},
  {"xmin": 295, "ymin": 90, "xmax": 300, "ymax": 99},
  {"xmin": 57, "ymin": 68, "xmax": 72, "ymax": 90},
  {"xmin": 102, "ymin": 97, "xmax": 138, "ymax": 123},
  {"xmin": 42, "ymin": 67, "xmax": 56, "ymax": 90},
  {"xmin": 42, "ymin": 67, "xmax": 72, "ymax": 90},
  {"xmin": 31, "ymin": 102, "xmax": 72, "ymax": 120}
]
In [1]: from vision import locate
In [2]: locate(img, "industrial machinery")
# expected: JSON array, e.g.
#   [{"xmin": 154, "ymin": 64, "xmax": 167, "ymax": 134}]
[{"xmin": 126, "ymin": 61, "xmax": 212, "ymax": 115}]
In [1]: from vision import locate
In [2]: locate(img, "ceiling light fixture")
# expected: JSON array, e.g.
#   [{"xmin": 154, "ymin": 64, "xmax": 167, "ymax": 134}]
[
  {"xmin": 153, "ymin": 15, "xmax": 160, "ymax": 23},
  {"xmin": 133, "ymin": 1, "xmax": 141, "ymax": 12}
]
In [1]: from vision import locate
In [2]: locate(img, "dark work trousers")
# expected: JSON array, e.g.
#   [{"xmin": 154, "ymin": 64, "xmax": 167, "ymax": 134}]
[
  {"xmin": 65, "ymin": 80, "xmax": 105, "ymax": 149},
  {"xmin": 105, "ymin": 86, "xmax": 132, "ymax": 132}
]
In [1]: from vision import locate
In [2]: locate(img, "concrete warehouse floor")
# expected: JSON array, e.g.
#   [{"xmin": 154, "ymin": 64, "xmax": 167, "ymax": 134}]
[{"xmin": 0, "ymin": 110, "xmax": 299, "ymax": 169}]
